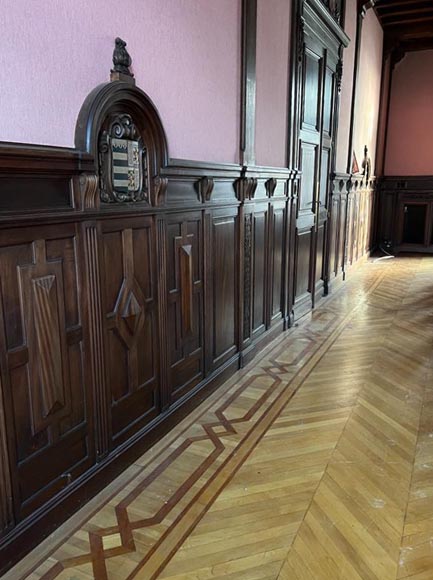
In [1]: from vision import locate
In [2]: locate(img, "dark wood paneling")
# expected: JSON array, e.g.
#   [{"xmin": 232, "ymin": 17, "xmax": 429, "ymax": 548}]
[
  {"xmin": 166, "ymin": 212, "xmax": 204, "ymax": 403},
  {"xmin": 252, "ymin": 205, "xmax": 268, "ymax": 338},
  {"xmin": 0, "ymin": 229, "xmax": 94, "ymax": 520},
  {"xmin": 207, "ymin": 207, "xmax": 239, "ymax": 370},
  {"xmin": 291, "ymin": 1, "xmax": 346, "ymax": 316},
  {"xmin": 269, "ymin": 201, "xmax": 286, "ymax": 325},
  {"xmin": 0, "ymin": 374, "xmax": 13, "ymax": 537},
  {"xmin": 100, "ymin": 218, "xmax": 160, "ymax": 447},
  {"xmin": 0, "ymin": 177, "xmax": 73, "ymax": 212},
  {"xmin": 377, "ymin": 177, "xmax": 433, "ymax": 254}
]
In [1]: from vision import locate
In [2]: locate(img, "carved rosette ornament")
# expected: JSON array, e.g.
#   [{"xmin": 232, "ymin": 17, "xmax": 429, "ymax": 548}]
[{"xmin": 98, "ymin": 114, "xmax": 148, "ymax": 203}]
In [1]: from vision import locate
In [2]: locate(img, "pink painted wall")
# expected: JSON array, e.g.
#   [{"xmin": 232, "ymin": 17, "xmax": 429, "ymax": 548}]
[
  {"xmin": 255, "ymin": 0, "xmax": 291, "ymax": 168},
  {"xmin": 385, "ymin": 50, "xmax": 433, "ymax": 176},
  {"xmin": 352, "ymin": 9, "xmax": 383, "ymax": 175},
  {"xmin": 0, "ymin": 0, "xmax": 241, "ymax": 163},
  {"xmin": 335, "ymin": 0, "xmax": 356, "ymax": 173}
]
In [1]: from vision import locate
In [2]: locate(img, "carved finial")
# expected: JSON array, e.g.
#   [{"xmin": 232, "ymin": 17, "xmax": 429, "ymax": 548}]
[{"xmin": 111, "ymin": 37, "xmax": 134, "ymax": 82}]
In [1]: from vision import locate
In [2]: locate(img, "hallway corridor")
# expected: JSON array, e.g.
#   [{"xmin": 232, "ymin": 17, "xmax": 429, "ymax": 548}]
[{"xmin": 7, "ymin": 256, "xmax": 433, "ymax": 580}]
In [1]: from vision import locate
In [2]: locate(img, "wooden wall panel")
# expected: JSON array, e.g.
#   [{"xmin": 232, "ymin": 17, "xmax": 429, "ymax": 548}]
[
  {"xmin": 269, "ymin": 202, "xmax": 286, "ymax": 325},
  {"xmin": 166, "ymin": 212, "xmax": 204, "ymax": 403},
  {"xmin": 252, "ymin": 205, "xmax": 268, "ymax": 338},
  {"xmin": 0, "ymin": 229, "xmax": 93, "ymax": 519},
  {"xmin": 206, "ymin": 207, "xmax": 239, "ymax": 371},
  {"xmin": 100, "ymin": 219, "xmax": 160, "ymax": 447}
]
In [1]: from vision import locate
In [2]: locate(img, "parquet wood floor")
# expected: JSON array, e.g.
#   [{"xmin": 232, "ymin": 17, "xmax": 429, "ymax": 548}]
[{"xmin": 5, "ymin": 256, "xmax": 433, "ymax": 580}]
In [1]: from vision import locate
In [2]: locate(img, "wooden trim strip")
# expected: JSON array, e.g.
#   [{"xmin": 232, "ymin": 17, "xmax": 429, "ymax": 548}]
[{"xmin": 240, "ymin": 0, "xmax": 257, "ymax": 166}]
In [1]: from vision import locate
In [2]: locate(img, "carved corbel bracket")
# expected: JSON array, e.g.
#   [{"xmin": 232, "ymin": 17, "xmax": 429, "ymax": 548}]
[
  {"xmin": 195, "ymin": 176, "xmax": 214, "ymax": 203},
  {"xmin": 234, "ymin": 177, "xmax": 258, "ymax": 202},
  {"xmin": 265, "ymin": 178, "xmax": 277, "ymax": 198},
  {"xmin": 150, "ymin": 176, "xmax": 168, "ymax": 207},
  {"xmin": 78, "ymin": 173, "xmax": 99, "ymax": 210}
]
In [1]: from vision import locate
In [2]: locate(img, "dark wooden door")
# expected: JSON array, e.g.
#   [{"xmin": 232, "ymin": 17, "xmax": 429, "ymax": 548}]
[{"xmin": 294, "ymin": 25, "xmax": 337, "ymax": 316}]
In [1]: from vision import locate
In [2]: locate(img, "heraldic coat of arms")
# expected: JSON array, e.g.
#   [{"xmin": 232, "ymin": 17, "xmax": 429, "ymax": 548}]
[{"xmin": 98, "ymin": 113, "xmax": 148, "ymax": 203}]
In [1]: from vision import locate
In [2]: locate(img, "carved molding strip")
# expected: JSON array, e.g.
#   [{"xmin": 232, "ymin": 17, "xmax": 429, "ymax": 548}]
[
  {"xmin": 336, "ymin": 57, "xmax": 343, "ymax": 93},
  {"xmin": 180, "ymin": 244, "xmax": 194, "ymax": 337},
  {"xmin": 156, "ymin": 218, "xmax": 169, "ymax": 409},
  {"xmin": 84, "ymin": 226, "xmax": 109, "ymax": 458},
  {"xmin": 243, "ymin": 214, "xmax": 252, "ymax": 340},
  {"xmin": 297, "ymin": 18, "xmax": 305, "ymax": 63},
  {"xmin": 0, "ymin": 376, "xmax": 13, "ymax": 532}
]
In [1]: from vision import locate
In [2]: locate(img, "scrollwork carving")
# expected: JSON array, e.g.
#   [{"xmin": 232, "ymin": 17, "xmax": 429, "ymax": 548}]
[
  {"xmin": 151, "ymin": 176, "xmax": 168, "ymax": 207},
  {"xmin": 79, "ymin": 173, "xmax": 99, "ymax": 210}
]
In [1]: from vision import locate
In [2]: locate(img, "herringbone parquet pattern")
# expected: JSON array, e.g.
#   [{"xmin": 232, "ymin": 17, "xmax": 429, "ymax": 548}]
[{"xmin": 7, "ymin": 256, "xmax": 433, "ymax": 580}]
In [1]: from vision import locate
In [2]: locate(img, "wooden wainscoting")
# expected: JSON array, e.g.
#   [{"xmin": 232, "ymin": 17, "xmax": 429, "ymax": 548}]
[
  {"xmin": 0, "ymin": 136, "xmax": 302, "ymax": 573},
  {"xmin": 0, "ymin": 92, "xmax": 375, "ymax": 576}
]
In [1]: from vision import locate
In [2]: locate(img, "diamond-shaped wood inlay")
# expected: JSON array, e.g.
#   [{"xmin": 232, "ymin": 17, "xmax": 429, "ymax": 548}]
[{"xmin": 121, "ymin": 291, "xmax": 142, "ymax": 335}]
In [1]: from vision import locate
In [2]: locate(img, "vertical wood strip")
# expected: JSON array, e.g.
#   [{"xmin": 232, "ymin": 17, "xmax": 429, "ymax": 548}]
[
  {"xmin": 180, "ymin": 244, "xmax": 193, "ymax": 337},
  {"xmin": 32, "ymin": 275, "xmax": 65, "ymax": 420},
  {"xmin": 84, "ymin": 224, "xmax": 110, "ymax": 459},
  {"xmin": 240, "ymin": 0, "xmax": 257, "ymax": 166},
  {"xmin": 0, "ymin": 375, "xmax": 13, "ymax": 534},
  {"xmin": 324, "ymin": 47, "xmax": 344, "ymax": 292},
  {"xmin": 157, "ymin": 217, "xmax": 170, "ymax": 411}
]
